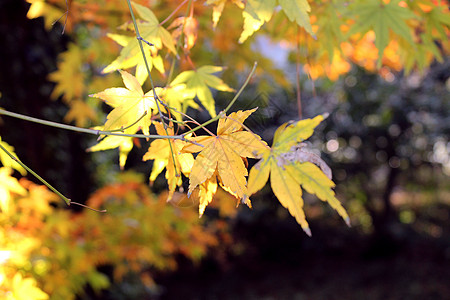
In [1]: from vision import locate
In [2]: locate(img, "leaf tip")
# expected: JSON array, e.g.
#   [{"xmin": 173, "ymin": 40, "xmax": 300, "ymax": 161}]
[
  {"xmin": 322, "ymin": 112, "xmax": 330, "ymax": 120},
  {"xmin": 303, "ymin": 227, "xmax": 312, "ymax": 237},
  {"xmin": 345, "ymin": 216, "xmax": 351, "ymax": 227}
]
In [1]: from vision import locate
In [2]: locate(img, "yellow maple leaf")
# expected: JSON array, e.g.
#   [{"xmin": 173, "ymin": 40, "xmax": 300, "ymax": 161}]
[
  {"xmin": 0, "ymin": 167, "xmax": 27, "ymax": 214},
  {"xmin": 182, "ymin": 108, "xmax": 268, "ymax": 205},
  {"xmin": 160, "ymin": 84, "xmax": 199, "ymax": 121},
  {"xmin": 198, "ymin": 175, "xmax": 218, "ymax": 216},
  {"xmin": 87, "ymin": 128, "xmax": 134, "ymax": 170},
  {"xmin": 143, "ymin": 122, "xmax": 194, "ymax": 200},
  {"xmin": 0, "ymin": 137, "xmax": 26, "ymax": 176},
  {"xmin": 48, "ymin": 43, "xmax": 85, "ymax": 103},
  {"xmin": 11, "ymin": 273, "xmax": 49, "ymax": 300},
  {"xmin": 239, "ymin": 0, "xmax": 275, "ymax": 44},
  {"xmin": 102, "ymin": 33, "xmax": 165, "ymax": 85},
  {"xmin": 170, "ymin": 65, "xmax": 235, "ymax": 117},
  {"xmin": 246, "ymin": 115, "xmax": 350, "ymax": 236},
  {"xmin": 63, "ymin": 99, "xmax": 98, "ymax": 127},
  {"xmin": 131, "ymin": 2, "xmax": 177, "ymax": 54},
  {"xmin": 90, "ymin": 70, "xmax": 160, "ymax": 136}
]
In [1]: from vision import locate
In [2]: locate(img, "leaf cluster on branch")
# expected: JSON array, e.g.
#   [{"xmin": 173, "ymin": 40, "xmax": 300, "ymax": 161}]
[{"xmin": 2, "ymin": 0, "xmax": 448, "ymax": 233}]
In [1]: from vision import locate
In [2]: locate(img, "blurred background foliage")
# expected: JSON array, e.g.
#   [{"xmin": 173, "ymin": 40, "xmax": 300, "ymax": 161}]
[{"xmin": 0, "ymin": 0, "xmax": 449, "ymax": 299}]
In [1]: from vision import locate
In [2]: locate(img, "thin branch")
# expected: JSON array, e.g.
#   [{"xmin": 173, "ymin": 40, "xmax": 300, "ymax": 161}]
[
  {"xmin": 52, "ymin": 0, "xmax": 69, "ymax": 34},
  {"xmin": 0, "ymin": 108, "xmax": 192, "ymax": 142},
  {"xmin": 296, "ymin": 26, "xmax": 302, "ymax": 120},
  {"xmin": 182, "ymin": 62, "xmax": 258, "ymax": 137},
  {"xmin": 0, "ymin": 142, "xmax": 107, "ymax": 212},
  {"xmin": 159, "ymin": 0, "xmax": 190, "ymax": 26},
  {"xmin": 0, "ymin": 142, "xmax": 71, "ymax": 205},
  {"xmin": 125, "ymin": 0, "xmax": 179, "ymax": 176}
]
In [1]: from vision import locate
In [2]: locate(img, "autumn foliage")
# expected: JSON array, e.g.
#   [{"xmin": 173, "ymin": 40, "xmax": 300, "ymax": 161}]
[{"xmin": 1, "ymin": 0, "xmax": 449, "ymax": 298}]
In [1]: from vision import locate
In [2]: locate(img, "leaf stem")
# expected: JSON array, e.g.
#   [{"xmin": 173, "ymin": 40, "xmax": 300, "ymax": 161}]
[
  {"xmin": 182, "ymin": 62, "xmax": 258, "ymax": 137},
  {"xmin": 296, "ymin": 26, "xmax": 302, "ymax": 120},
  {"xmin": 125, "ymin": 0, "xmax": 179, "ymax": 175},
  {"xmin": 0, "ymin": 142, "xmax": 71, "ymax": 206}
]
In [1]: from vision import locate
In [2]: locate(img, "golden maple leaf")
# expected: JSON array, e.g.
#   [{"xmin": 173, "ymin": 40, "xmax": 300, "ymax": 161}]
[
  {"xmin": 143, "ymin": 122, "xmax": 195, "ymax": 201},
  {"xmin": 246, "ymin": 115, "xmax": 350, "ymax": 236},
  {"xmin": 182, "ymin": 108, "xmax": 268, "ymax": 209},
  {"xmin": 90, "ymin": 70, "xmax": 160, "ymax": 136}
]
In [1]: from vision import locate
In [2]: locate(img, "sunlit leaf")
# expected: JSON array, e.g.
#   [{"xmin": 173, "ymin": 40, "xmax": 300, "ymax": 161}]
[
  {"xmin": 279, "ymin": 0, "xmax": 314, "ymax": 36},
  {"xmin": 239, "ymin": 0, "xmax": 275, "ymax": 43},
  {"xmin": 182, "ymin": 109, "xmax": 268, "ymax": 214},
  {"xmin": 0, "ymin": 137, "xmax": 26, "ymax": 176},
  {"xmin": 90, "ymin": 70, "xmax": 159, "ymax": 135},
  {"xmin": 246, "ymin": 115, "xmax": 349, "ymax": 235},
  {"xmin": 170, "ymin": 65, "xmax": 234, "ymax": 117}
]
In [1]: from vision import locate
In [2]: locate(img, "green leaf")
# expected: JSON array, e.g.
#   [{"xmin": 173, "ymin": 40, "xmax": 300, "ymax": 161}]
[
  {"xmin": 170, "ymin": 66, "xmax": 234, "ymax": 117},
  {"xmin": 348, "ymin": 0, "xmax": 416, "ymax": 66},
  {"xmin": 278, "ymin": 0, "xmax": 314, "ymax": 37}
]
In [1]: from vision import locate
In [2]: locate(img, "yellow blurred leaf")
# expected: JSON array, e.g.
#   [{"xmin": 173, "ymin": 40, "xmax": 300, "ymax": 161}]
[
  {"xmin": 168, "ymin": 16, "xmax": 199, "ymax": 51},
  {"xmin": 12, "ymin": 273, "xmax": 49, "ymax": 300},
  {"xmin": 48, "ymin": 43, "xmax": 85, "ymax": 102},
  {"xmin": 0, "ymin": 167, "xmax": 27, "ymax": 214},
  {"xmin": 0, "ymin": 137, "xmax": 26, "ymax": 176},
  {"xmin": 63, "ymin": 100, "xmax": 98, "ymax": 127},
  {"xmin": 206, "ymin": 0, "xmax": 245, "ymax": 28},
  {"xmin": 279, "ymin": 0, "xmax": 314, "ymax": 36}
]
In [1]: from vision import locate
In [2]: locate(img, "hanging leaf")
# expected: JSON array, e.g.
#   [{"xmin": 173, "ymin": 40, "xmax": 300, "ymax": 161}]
[
  {"xmin": 347, "ymin": 0, "xmax": 417, "ymax": 66},
  {"xmin": 239, "ymin": 0, "xmax": 276, "ymax": 43},
  {"xmin": 246, "ymin": 115, "xmax": 350, "ymax": 235},
  {"xmin": 143, "ymin": 122, "xmax": 195, "ymax": 200},
  {"xmin": 87, "ymin": 129, "xmax": 134, "ymax": 170},
  {"xmin": 279, "ymin": 0, "xmax": 314, "ymax": 37}
]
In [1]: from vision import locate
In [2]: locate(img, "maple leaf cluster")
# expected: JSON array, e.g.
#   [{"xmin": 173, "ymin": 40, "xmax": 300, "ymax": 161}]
[
  {"xmin": 21, "ymin": 0, "xmax": 446, "ymax": 235},
  {"xmin": 15, "ymin": 0, "xmax": 397, "ymax": 235},
  {"xmin": 86, "ymin": 66, "xmax": 349, "ymax": 235}
]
